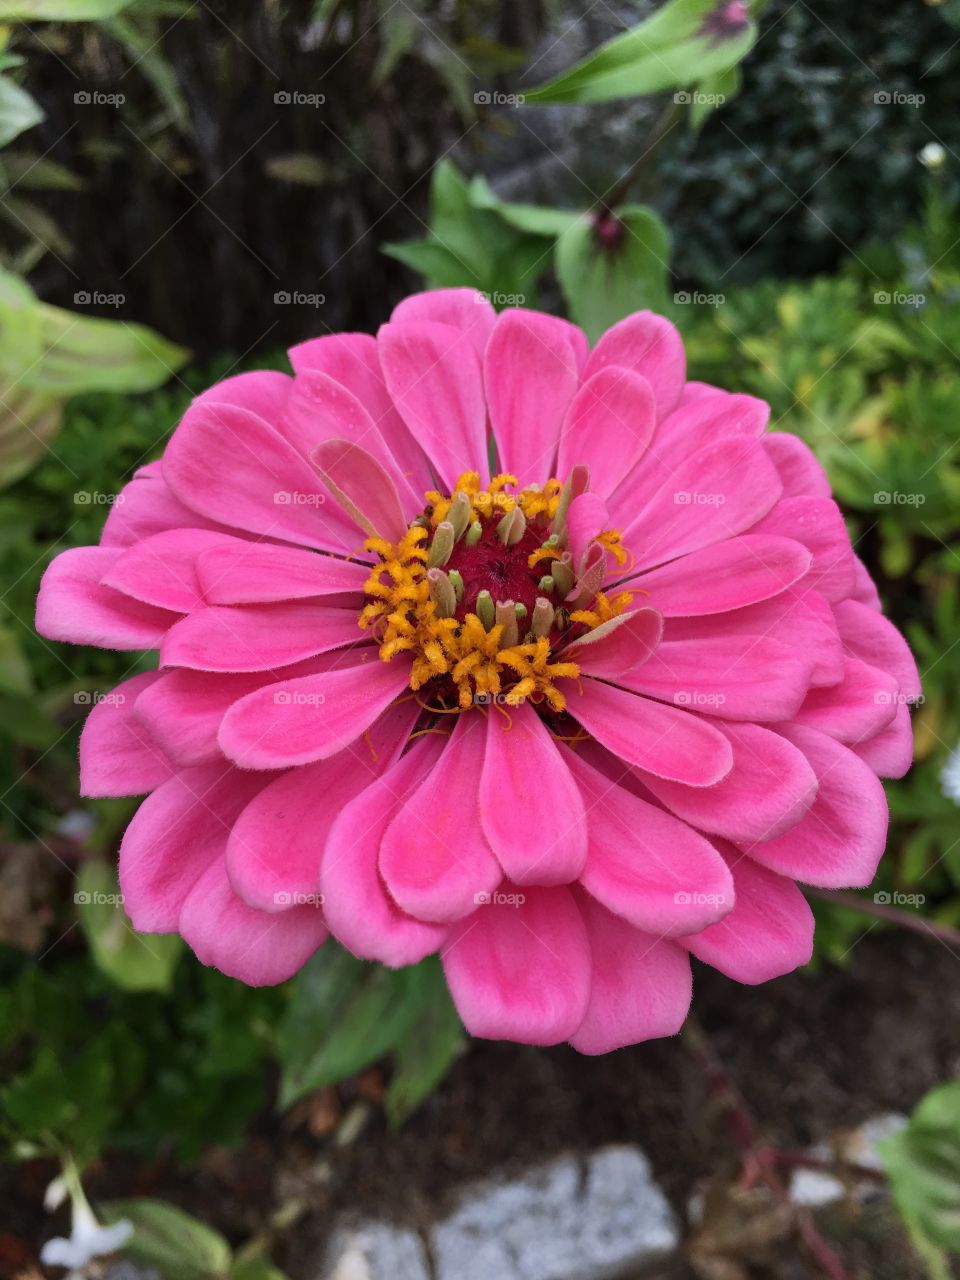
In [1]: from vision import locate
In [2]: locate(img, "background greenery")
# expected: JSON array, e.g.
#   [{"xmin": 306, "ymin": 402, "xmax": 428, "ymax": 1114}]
[{"xmin": 1, "ymin": 1, "xmax": 959, "ymax": 1276}]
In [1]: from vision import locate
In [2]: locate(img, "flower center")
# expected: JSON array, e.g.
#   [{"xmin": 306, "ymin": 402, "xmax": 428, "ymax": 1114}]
[{"xmin": 359, "ymin": 471, "xmax": 633, "ymax": 714}]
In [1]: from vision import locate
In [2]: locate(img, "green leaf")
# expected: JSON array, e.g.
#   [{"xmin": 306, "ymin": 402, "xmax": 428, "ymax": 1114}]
[
  {"xmin": 0, "ymin": 0, "xmax": 135, "ymax": 17},
  {"xmin": 76, "ymin": 860, "xmax": 182, "ymax": 993},
  {"xmin": 279, "ymin": 948, "xmax": 433, "ymax": 1108},
  {"xmin": 0, "ymin": 75, "xmax": 43, "ymax": 148},
  {"xmin": 230, "ymin": 1244, "xmax": 290, "ymax": 1280},
  {"xmin": 689, "ymin": 62, "xmax": 741, "ymax": 132},
  {"xmin": 386, "ymin": 957, "xmax": 464, "ymax": 1128},
  {"xmin": 30, "ymin": 302, "xmax": 189, "ymax": 395},
  {"xmin": 101, "ymin": 1199, "xmax": 232, "ymax": 1280},
  {"xmin": 0, "ymin": 622, "xmax": 33, "ymax": 695},
  {"xmin": 469, "ymin": 175, "xmax": 581, "ymax": 237},
  {"xmin": 555, "ymin": 205, "xmax": 671, "ymax": 342},
  {"xmin": 0, "ymin": 152, "xmax": 83, "ymax": 191},
  {"xmin": 880, "ymin": 1080, "xmax": 960, "ymax": 1254},
  {"xmin": 382, "ymin": 237, "xmax": 480, "ymax": 289},
  {"xmin": 524, "ymin": 0, "xmax": 757, "ymax": 104},
  {"xmin": 0, "ymin": 383, "xmax": 62, "ymax": 490}
]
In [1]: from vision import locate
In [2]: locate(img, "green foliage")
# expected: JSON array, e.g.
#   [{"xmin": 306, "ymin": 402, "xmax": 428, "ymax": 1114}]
[
  {"xmin": 880, "ymin": 1081, "xmax": 960, "ymax": 1272},
  {"xmin": 76, "ymin": 860, "xmax": 183, "ymax": 993},
  {"xmin": 279, "ymin": 947, "xmax": 464, "ymax": 1125},
  {"xmin": 101, "ymin": 1198, "xmax": 291, "ymax": 1280},
  {"xmin": 524, "ymin": 0, "xmax": 757, "ymax": 105}
]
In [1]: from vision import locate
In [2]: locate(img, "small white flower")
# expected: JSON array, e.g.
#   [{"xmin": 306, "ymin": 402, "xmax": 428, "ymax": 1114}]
[
  {"xmin": 940, "ymin": 743, "xmax": 960, "ymax": 805},
  {"xmin": 919, "ymin": 142, "xmax": 946, "ymax": 172},
  {"xmin": 41, "ymin": 1159, "xmax": 132, "ymax": 1280}
]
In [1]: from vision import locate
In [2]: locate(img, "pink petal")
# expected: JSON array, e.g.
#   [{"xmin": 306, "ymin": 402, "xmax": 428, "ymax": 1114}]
[
  {"xmin": 681, "ymin": 844, "xmax": 814, "ymax": 984},
  {"xmin": 558, "ymin": 368, "xmax": 656, "ymax": 498},
  {"xmin": 79, "ymin": 671, "xmax": 176, "ymax": 797},
  {"xmin": 568, "ymin": 678, "xmax": 733, "ymax": 785},
  {"xmin": 134, "ymin": 653, "xmax": 350, "ymax": 766},
  {"xmin": 390, "ymin": 287, "xmax": 497, "ymax": 360},
  {"xmin": 119, "ymin": 764, "xmax": 271, "ymax": 932},
  {"xmin": 566, "ymin": 747, "xmax": 734, "ymax": 935},
  {"xmin": 36, "ymin": 546, "xmax": 180, "ymax": 649},
  {"xmin": 834, "ymin": 599, "xmax": 921, "ymax": 700},
  {"xmin": 225, "ymin": 698, "xmax": 418, "ymax": 912},
  {"xmin": 568, "ymin": 607, "xmax": 663, "ymax": 680},
  {"xmin": 564, "ymin": 491, "xmax": 609, "ymax": 572},
  {"xmin": 101, "ymin": 528, "xmax": 240, "ymax": 613},
  {"xmin": 850, "ymin": 555, "xmax": 882, "ymax": 610},
  {"xmin": 287, "ymin": 332, "xmax": 431, "ymax": 490},
  {"xmin": 479, "ymin": 701, "xmax": 587, "ymax": 885},
  {"xmin": 194, "ymin": 368, "xmax": 292, "ymax": 422},
  {"xmin": 751, "ymin": 497, "xmax": 855, "ymax": 603},
  {"xmin": 608, "ymin": 392, "xmax": 770, "ymax": 528},
  {"xmin": 320, "ymin": 738, "xmax": 450, "ymax": 966},
  {"xmin": 179, "ymin": 856, "xmax": 328, "ymax": 986},
  {"xmin": 100, "ymin": 464, "xmax": 230, "ymax": 548},
  {"xmin": 569, "ymin": 893, "xmax": 692, "ymax": 1053},
  {"xmin": 197, "ymin": 540, "xmax": 368, "ymax": 605},
  {"xmin": 219, "ymin": 656, "xmax": 411, "ymax": 769},
  {"xmin": 163, "ymin": 398, "xmax": 358, "ymax": 554},
  {"xmin": 639, "ymin": 720, "xmax": 818, "ymax": 842},
  {"xmin": 380, "ymin": 714, "xmax": 502, "ymax": 922},
  {"xmin": 583, "ymin": 311, "xmax": 685, "ymax": 420},
  {"xmin": 442, "ymin": 883, "xmax": 591, "ymax": 1045},
  {"xmin": 618, "ymin": 633, "xmax": 815, "ymax": 722},
  {"xmin": 740, "ymin": 723, "xmax": 888, "ymax": 888},
  {"xmin": 484, "ymin": 309, "xmax": 581, "ymax": 482},
  {"xmin": 312, "ymin": 438, "xmax": 410, "ymax": 542},
  {"xmin": 161, "ymin": 602, "xmax": 364, "ymax": 672},
  {"xmin": 630, "ymin": 535, "xmax": 811, "ymax": 616},
  {"xmin": 378, "ymin": 320, "xmax": 488, "ymax": 491},
  {"xmin": 285, "ymin": 370, "xmax": 420, "ymax": 510},
  {"xmin": 793, "ymin": 656, "xmax": 898, "ymax": 744},
  {"xmin": 764, "ymin": 433, "xmax": 831, "ymax": 499},
  {"xmin": 853, "ymin": 702, "xmax": 914, "ymax": 779},
  {"xmin": 623, "ymin": 437, "xmax": 783, "ymax": 571}
]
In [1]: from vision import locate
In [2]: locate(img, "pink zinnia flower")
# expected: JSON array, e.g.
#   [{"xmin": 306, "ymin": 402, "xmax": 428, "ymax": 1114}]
[{"xmin": 36, "ymin": 289, "xmax": 920, "ymax": 1052}]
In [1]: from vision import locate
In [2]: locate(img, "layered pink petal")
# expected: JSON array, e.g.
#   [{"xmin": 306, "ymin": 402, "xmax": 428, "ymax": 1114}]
[
  {"xmin": 101, "ymin": 528, "xmax": 239, "ymax": 613},
  {"xmin": 793, "ymin": 656, "xmax": 898, "ymax": 744},
  {"xmin": 764, "ymin": 433, "xmax": 831, "ymax": 499},
  {"xmin": 834, "ymin": 598, "xmax": 921, "ymax": 699},
  {"xmin": 36, "ymin": 546, "xmax": 180, "ymax": 649},
  {"xmin": 312, "ymin": 438, "xmax": 410, "ymax": 542},
  {"xmin": 558, "ymin": 368, "xmax": 656, "ymax": 499},
  {"xmin": 442, "ymin": 884, "xmax": 591, "ymax": 1046},
  {"xmin": 197, "ymin": 541, "xmax": 368, "ymax": 605},
  {"xmin": 570, "ymin": 893, "xmax": 692, "ymax": 1054},
  {"xmin": 630, "ymin": 535, "xmax": 811, "ymax": 616},
  {"xmin": 566, "ymin": 748, "xmax": 733, "ymax": 935},
  {"xmin": 218, "ymin": 657, "xmax": 410, "ymax": 769},
  {"xmin": 119, "ymin": 764, "xmax": 271, "ymax": 932},
  {"xmin": 100, "ymin": 463, "xmax": 231, "ymax": 548},
  {"xmin": 320, "ymin": 738, "xmax": 450, "ymax": 967},
  {"xmin": 564, "ymin": 492, "xmax": 609, "ymax": 572},
  {"xmin": 179, "ymin": 857, "xmax": 328, "ymax": 986},
  {"xmin": 194, "ymin": 369, "xmax": 292, "ymax": 422},
  {"xmin": 569, "ymin": 679, "xmax": 733, "ymax": 785},
  {"xmin": 390, "ymin": 287, "xmax": 496, "ymax": 360},
  {"xmin": 741, "ymin": 723, "xmax": 888, "ymax": 888},
  {"xmin": 639, "ymin": 721, "xmax": 818, "ymax": 843},
  {"xmin": 161, "ymin": 602, "xmax": 364, "ymax": 672},
  {"xmin": 380, "ymin": 714, "xmax": 501, "ymax": 922},
  {"xmin": 378, "ymin": 320, "xmax": 488, "ymax": 490},
  {"xmin": 484, "ymin": 309, "xmax": 581, "ymax": 482},
  {"xmin": 623, "ymin": 437, "xmax": 783, "ymax": 571},
  {"xmin": 479, "ymin": 701, "xmax": 587, "ymax": 885},
  {"xmin": 751, "ymin": 497, "xmax": 855, "ymax": 603},
  {"xmin": 618, "ymin": 633, "xmax": 815, "ymax": 722},
  {"xmin": 583, "ymin": 311, "xmax": 685, "ymax": 420},
  {"xmin": 568, "ymin": 607, "xmax": 663, "ymax": 680},
  {"xmin": 78, "ymin": 671, "xmax": 176, "ymax": 797},
  {"xmin": 163, "ymin": 399, "xmax": 358, "ymax": 553},
  {"xmin": 853, "ymin": 702, "xmax": 915, "ymax": 779},
  {"xmin": 681, "ymin": 845, "xmax": 814, "ymax": 984}
]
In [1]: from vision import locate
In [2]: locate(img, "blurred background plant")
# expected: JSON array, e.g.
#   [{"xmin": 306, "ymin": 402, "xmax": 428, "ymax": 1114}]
[{"xmin": 1, "ymin": 0, "xmax": 959, "ymax": 1276}]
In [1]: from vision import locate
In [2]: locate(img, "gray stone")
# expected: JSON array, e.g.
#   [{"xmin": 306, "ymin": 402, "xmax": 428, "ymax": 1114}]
[
  {"xmin": 321, "ymin": 1220, "xmax": 431, "ymax": 1280},
  {"xmin": 430, "ymin": 1144, "xmax": 678, "ymax": 1280}
]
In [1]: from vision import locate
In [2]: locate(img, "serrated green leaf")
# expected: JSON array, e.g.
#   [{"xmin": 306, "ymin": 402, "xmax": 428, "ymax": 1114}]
[
  {"xmin": 880, "ymin": 1081, "xmax": 960, "ymax": 1254},
  {"xmin": 101, "ymin": 1199, "xmax": 232, "ymax": 1280},
  {"xmin": 555, "ymin": 205, "xmax": 671, "ymax": 342},
  {"xmin": 386, "ymin": 957, "xmax": 464, "ymax": 1128},
  {"xmin": 525, "ymin": 0, "xmax": 756, "ymax": 104},
  {"xmin": 0, "ymin": 75, "xmax": 43, "ymax": 148},
  {"xmin": 76, "ymin": 860, "xmax": 182, "ymax": 993}
]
